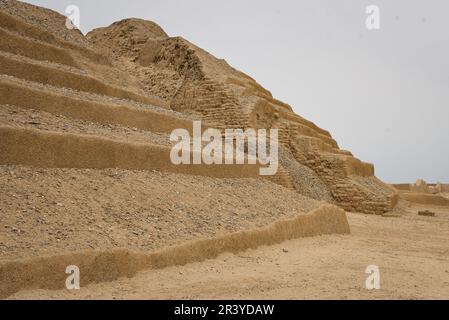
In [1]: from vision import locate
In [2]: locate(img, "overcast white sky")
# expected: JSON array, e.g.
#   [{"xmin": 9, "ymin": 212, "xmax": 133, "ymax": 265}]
[{"xmin": 24, "ymin": 0, "xmax": 449, "ymax": 183}]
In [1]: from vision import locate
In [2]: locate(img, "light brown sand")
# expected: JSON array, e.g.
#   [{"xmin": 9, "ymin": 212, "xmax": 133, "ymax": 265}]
[
  {"xmin": 9, "ymin": 203, "xmax": 449, "ymax": 300},
  {"xmin": 0, "ymin": 165, "xmax": 321, "ymax": 261}
]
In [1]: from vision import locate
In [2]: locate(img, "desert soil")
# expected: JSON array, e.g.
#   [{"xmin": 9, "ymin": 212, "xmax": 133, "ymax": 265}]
[
  {"xmin": 0, "ymin": 165, "xmax": 322, "ymax": 261},
  {"xmin": 8, "ymin": 202, "xmax": 449, "ymax": 300}
]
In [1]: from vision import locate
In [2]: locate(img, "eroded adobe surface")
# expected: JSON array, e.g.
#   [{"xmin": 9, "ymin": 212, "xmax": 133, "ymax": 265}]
[
  {"xmin": 87, "ymin": 16, "xmax": 396, "ymax": 214},
  {"xmin": 0, "ymin": 0, "xmax": 395, "ymax": 224}
]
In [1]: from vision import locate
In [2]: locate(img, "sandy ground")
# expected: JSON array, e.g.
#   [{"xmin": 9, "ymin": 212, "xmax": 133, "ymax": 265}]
[
  {"xmin": 0, "ymin": 165, "xmax": 321, "ymax": 260},
  {"xmin": 9, "ymin": 203, "xmax": 449, "ymax": 300}
]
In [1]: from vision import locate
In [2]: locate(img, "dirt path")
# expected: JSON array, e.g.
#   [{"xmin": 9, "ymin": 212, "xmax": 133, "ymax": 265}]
[{"xmin": 9, "ymin": 203, "xmax": 449, "ymax": 300}]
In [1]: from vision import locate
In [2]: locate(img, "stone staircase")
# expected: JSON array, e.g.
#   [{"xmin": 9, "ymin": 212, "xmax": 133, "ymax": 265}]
[
  {"xmin": 288, "ymin": 135, "xmax": 396, "ymax": 214},
  {"xmin": 172, "ymin": 78, "xmax": 250, "ymax": 129}
]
